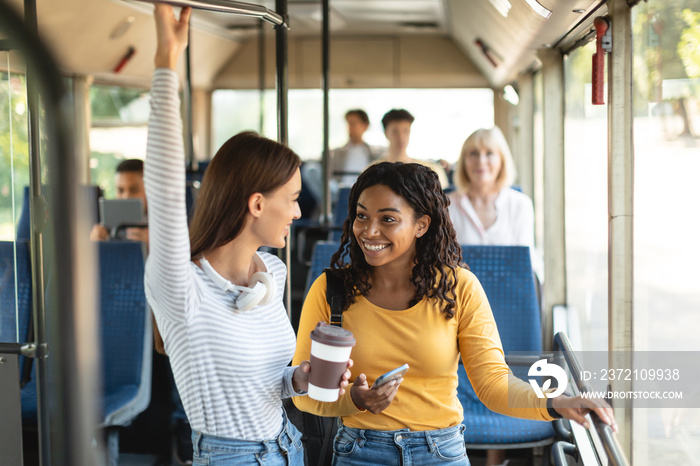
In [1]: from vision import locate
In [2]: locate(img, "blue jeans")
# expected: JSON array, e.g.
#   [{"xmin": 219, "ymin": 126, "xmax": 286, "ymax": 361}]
[
  {"xmin": 332, "ymin": 423, "xmax": 469, "ymax": 465},
  {"xmin": 191, "ymin": 411, "xmax": 303, "ymax": 465}
]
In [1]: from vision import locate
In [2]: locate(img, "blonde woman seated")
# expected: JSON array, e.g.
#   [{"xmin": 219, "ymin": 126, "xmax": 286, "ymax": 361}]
[{"xmin": 448, "ymin": 127, "xmax": 543, "ymax": 282}]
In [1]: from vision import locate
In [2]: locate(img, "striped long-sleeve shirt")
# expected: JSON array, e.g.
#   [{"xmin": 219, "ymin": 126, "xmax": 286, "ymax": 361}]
[{"xmin": 144, "ymin": 68, "xmax": 299, "ymax": 440}]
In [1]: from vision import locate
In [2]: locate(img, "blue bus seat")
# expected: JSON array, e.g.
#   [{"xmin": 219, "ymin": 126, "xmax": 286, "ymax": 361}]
[
  {"xmin": 305, "ymin": 241, "xmax": 342, "ymax": 297},
  {"xmin": 185, "ymin": 181, "xmax": 199, "ymax": 224},
  {"xmin": 17, "ymin": 185, "xmax": 102, "ymax": 240},
  {"xmin": 0, "ymin": 241, "xmax": 39, "ymax": 425},
  {"xmin": 9, "ymin": 242, "xmax": 151, "ymax": 456},
  {"xmin": 98, "ymin": 241, "xmax": 152, "ymax": 427},
  {"xmin": 185, "ymin": 160, "xmax": 210, "ymax": 183},
  {"xmin": 98, "ymin": 241, "xmax": 152, "ymax": 464},
  {"xmin": 11, "ymin": 242, "xmax": 151, "ymax": 450},
  {"xmin": 330, "ymin": 187, "xmax": 351, "ymax": 241},
  {"xmin": 15, "ymin": 188, "xmax": 31, "ymax": 241},
  {"xmin": 458, "ymin": 245, "xmax": 554, "ymax": 449},
  {"xmin": 0, "ymin": 240, "xmax": 33, "ymax": 374}
]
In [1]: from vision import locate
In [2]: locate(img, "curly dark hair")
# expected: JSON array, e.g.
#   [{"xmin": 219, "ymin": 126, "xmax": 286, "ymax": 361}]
[{"xmin": 329, "ymin": 162, "xmax": 464, "ymax": 319}]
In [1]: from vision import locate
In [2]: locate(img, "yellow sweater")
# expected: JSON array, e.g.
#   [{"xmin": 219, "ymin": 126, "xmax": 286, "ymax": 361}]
[{"xmin": 292, "ymin": 267, "xmax": 555, "ymax": 431}]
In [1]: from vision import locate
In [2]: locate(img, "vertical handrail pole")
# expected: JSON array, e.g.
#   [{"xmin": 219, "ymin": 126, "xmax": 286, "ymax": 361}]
[
  {"xmin": 275, "ymin": 0, "xmax": 291, "ymax": 317},
  {"xmin": 258, "ymin": 19, "xmax": 265, "ymax": 133},
  {"xmin": 23, "ymin": 0, "xmax": 51, "ymax": 463},
  {"xmin": 321, "ymin": 0, "xmax": 331, "ymax": 225},
  {"xmin": 184, "ymin": 30, "xmax": 196, "ymax": 169},
  {"xmin": 275, "ymin": 0, "xmax": 288, "ymax": 146}
]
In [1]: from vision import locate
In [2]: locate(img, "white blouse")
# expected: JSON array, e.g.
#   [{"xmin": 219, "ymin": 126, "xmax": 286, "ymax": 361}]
[{"xmin": 448, "ymin": 188, "xmax": 543, "ymax": 278}]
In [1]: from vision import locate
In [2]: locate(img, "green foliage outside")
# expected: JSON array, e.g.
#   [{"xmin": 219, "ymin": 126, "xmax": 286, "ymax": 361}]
[
  {"xmin": 89, "ymin": 84, "xmax": 150, "ymax": 197},
  {"xmin": 0, "ymin": 72, "xmax": 29, "ymax": 240},
  {"xmin": 90, "ymin": 84, "xmax": 148, "ymax": 122},
  {"xmin": 633, "ymin": 2, "xmax": 700, "ymax": 106},
  {"xmin": 90, "ymin": 150, "xmax": 122, "ymax": 199},
  {"xmin": 678, "ymin": 9, "xmax": 700, "ymax": 78}
]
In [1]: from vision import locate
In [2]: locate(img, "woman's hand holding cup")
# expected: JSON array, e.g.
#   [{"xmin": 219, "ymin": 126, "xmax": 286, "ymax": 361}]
[
  {"xmin": 307, "ymin": 322, "xmax": 356, "ymax": 401},
  {"xmin": 293, "ymin": 359, "xmax": 354, "ymax": 395}
]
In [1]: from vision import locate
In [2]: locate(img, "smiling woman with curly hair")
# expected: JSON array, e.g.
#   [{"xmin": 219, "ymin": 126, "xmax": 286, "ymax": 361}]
[
  {"xmin": 293, "ymin": 162, "xmax": 616, "ymax": 466},
  {"xmin": 331, "ymin": 162, "xmax": 463, "ymax": 318}
]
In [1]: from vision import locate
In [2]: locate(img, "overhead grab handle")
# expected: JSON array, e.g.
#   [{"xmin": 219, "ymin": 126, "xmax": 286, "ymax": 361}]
[{"xmin": 130, "ymin": 0, "xmax": 287, "ymax": 28}]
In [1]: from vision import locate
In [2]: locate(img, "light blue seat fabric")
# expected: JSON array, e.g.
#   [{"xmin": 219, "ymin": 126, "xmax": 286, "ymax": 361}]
[
  {"xmin": 330, "ymin": 187, "xmax": 351, "ymax": 241},
  {"xmin": 0, "ymin": 240, "xmax": 32, "ymax": 352},
  {"xmin": 98, "ymin": 241, "xmax": 152, "ymax": 465},
  {"xmin": 3, "ymin": 219, "xmax": 150, "ymax": 466},
  {"xmin": 98, "ymin": 240, "xmax": 152, "ymax": 426},
  {"xmin": 16, "ymin": 185, "xmax": 102, "ymax": 241},
  {"xmin": 305, "ymin": 241, "xmax": 342, "ymax": 296}
]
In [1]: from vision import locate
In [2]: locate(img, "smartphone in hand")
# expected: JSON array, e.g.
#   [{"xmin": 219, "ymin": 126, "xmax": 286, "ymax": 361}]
[{"xmin": 373, "ymin": 364, "xmax": 409, "ymax": 388}]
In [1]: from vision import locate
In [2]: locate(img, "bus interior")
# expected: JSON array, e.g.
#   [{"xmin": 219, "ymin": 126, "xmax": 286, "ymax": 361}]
[{"xmin": 1, "ymin": 0, "xmax": 699, "ymax": 465}]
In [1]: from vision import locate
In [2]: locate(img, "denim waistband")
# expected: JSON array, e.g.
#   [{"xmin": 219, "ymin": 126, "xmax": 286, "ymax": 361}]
[
  {"xmin": 339, "ymin": 422, "xmax": 466, "ymax": 446},
  {"xmin": 192, "ymin": 408, "xmax": 299, "ymax": 456}
]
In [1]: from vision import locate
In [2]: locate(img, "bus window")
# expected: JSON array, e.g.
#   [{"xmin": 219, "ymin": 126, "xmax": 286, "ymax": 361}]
[
  {"xmin": 632, "ymin": 2, "xmax": 700, "ymax": 464},
  {"xmin": 212, "ymin": 88, "xmax": 494, "ymax": 165},
  {"xmin": 89, "ymin": 84, "xmax": 149, "ymax": 197},
  {"xmin": 0, "ymin": 70, "xmax": 29, "ymax": 242},
  {"xmin": 564, "ymin": 41, "xmax": 609, "ymax": 353}
]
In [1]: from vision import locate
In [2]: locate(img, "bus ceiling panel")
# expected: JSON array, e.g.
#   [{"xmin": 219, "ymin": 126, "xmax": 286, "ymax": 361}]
[
  {"xmin": 4, "ymin": 0, "xmax": 242, "ymax": 89},
  {"xmin": 445, "ymin": 0, "xmax": 606, "ymax": 88},
  {"xmin": 196, "ymin": 0, "xmax": 449, "ymax": 39},
  {"xmin": 318, "ymin": 0, "xmax": 447, "ymax": 35},
  {"xmin": 3, "ymin": 0, "xmax": 609, "ymax": 88},
  {"xmin": 213, "ymin": 35, "xmax": 490, "ymax": 90},
  {"xmin": 554, "ymin": 2, "xmax": 609, "ymax": 54}
]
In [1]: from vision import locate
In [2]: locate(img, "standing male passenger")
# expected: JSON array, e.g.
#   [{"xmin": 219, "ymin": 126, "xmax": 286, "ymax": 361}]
[
  {"xmin": 379, "ymin": 108, "xmax": 449, "ymax": 189},
  {"xmin": 331, "ymin": 109, "xmax": 381, "ymax": 187}
]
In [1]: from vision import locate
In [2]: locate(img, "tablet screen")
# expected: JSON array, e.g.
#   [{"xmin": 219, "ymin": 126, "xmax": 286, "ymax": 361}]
[{"xmin": 99, "ymin": 198, "xmax": 146, "ymax": 231}]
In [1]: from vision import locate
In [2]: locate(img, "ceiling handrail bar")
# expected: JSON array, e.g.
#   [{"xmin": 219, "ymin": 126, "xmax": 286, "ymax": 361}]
[
  {"xmin": 131, "ymin": 0, "xmax": 287, "ymax": 28},
  {"xmin": 553, "ymin": 332, "xmax": 630, "ymax": 466}
]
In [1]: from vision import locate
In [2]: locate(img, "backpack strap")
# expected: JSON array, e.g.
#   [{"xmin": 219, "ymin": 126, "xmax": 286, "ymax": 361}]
[
  {"xmin": 324, "ymin": 268, "xmax": 345, "ymax": 327},
  {"xmin": 319, "ymin": 268, "xmax": 345, "ymax": 466}
]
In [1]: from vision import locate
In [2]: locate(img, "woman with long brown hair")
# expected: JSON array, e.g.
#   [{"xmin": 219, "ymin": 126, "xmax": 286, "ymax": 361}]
[
  {"xmin": 293, "ymin": 161, "xmax": 616, "ymax": 465},
  {"xmin": 144, "ymin": 5, "xmax": 349, "ymax": 464}
]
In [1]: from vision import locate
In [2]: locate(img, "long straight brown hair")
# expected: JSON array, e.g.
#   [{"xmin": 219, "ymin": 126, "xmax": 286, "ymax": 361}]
[{"xmin": 189, "ymin": 131, "xmax": 300, "ymax": 260}]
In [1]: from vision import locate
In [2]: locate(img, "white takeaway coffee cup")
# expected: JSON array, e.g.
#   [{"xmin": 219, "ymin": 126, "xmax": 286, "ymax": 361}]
[{"xmin": 308, "ymin": 322, "xmax": 356, "ymax": 402}]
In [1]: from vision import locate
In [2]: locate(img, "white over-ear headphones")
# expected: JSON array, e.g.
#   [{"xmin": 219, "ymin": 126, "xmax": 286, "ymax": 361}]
[{"xmin": 199, "ymin": 256, "xmax": 275, "ymax": 311}]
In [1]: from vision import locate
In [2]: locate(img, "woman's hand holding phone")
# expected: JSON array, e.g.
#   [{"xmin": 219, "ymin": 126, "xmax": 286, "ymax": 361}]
[
  {"xmin": 350, "ymin": 364, "xmax": 408, "ymax": 414},
  {"xmin": 373, "ymin": 364, "xmax": 409, "ymax": 387}
]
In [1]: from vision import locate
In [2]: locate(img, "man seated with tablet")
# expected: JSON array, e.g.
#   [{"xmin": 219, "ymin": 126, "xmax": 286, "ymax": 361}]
[{"xmin": 90, "ymin": 159, "xmax": 149, "ymax": 244}]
